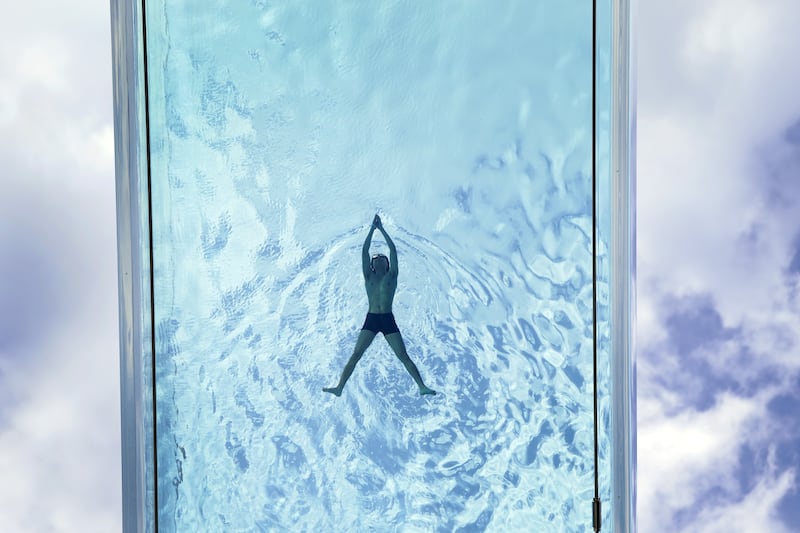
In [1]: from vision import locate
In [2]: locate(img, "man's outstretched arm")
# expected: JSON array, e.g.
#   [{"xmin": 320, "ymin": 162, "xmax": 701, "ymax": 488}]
[
  {"xmin": 379, "ymin": 226, "xmax": 398, "ymax": 276},
  {"xmin": 362, "ymin": 225, "xmax": 376, "ymax": 278}
]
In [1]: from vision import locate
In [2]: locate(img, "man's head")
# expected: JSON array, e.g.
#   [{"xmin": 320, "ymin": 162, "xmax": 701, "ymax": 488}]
[{"xmin": 371, "ymin": 254, "xmax": 390, "ymax": 274}]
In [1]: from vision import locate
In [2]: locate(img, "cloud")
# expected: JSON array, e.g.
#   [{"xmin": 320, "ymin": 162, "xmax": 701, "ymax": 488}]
[
  {"xmin": 0, "ymin": 0, "xmax": 112, "ymax": 179},
  {"xmin": 0, "ymin": 0, "xmax": 120, "ymax": 530},
  {"xmin": 0, "ymin": 305, "xmax": 121, "ymax": 532},
  {"xmin": 689, "ymin": 468, "xmax": 796, "ymax": 533},
  {"xmin": 637, "ymin": 0, "xmax": 800, "ymax": 530},
  {"xmin": 639, "ymin": 388, "xmax": 797, "ymax": 531}
]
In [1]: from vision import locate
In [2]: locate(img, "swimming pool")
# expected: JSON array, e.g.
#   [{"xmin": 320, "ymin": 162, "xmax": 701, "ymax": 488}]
[{"xmin": 112, "ymin": 1, "xmax": 635, "ymax": 531}]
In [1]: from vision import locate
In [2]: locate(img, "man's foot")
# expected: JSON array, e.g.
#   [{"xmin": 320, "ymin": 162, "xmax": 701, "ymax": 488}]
[
  {"xmin": 323, "ymin": 386, "xmax": 342, "ymax": 397},
  {"xmin": 419, "ymin": 387, "xmax": 436, "ymax": 396}
]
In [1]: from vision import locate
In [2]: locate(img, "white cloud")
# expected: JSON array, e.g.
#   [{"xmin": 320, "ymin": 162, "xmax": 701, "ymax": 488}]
[
  {"xmin": 0, "ymin": 175, "xmax": 119, "ymax": 532},
  {"xmin": 0, "ymin": 0, "xmax": 120, "ymax": 531},
  {"xmin": 637, "ymin": 0, "xmax": 800, "ymax": 373},
  {"xmin": 0, "ymin": 306, "xmax": 121, "ymax": 532},
  {"xmin": 638, "ymin": 389, "xmax": 794, "ymax": 531},
  {"xmin": 688, "ymin": 468, "xmax": 796, "ymax": 533},
  {"xmin": 0, "ymin": 0, "xmax": 112, "ymax": 182},
  {"xmin": 637, "ymin": 0, "xmax": 800, "ymax": 530}
]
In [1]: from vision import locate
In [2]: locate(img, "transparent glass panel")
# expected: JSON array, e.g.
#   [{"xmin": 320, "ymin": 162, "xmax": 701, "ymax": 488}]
[{"xmin": 121, "ymin": 1, "xmax": 625, "ymax": 531}]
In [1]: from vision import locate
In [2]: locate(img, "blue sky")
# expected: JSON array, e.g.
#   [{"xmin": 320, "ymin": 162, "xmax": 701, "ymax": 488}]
[{"xmin": 1, "ymin": 0, "xmax": 799, "ymax": 531}]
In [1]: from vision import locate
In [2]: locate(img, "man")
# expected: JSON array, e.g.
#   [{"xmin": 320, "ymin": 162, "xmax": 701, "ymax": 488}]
[{"xmin": 323, "ymin": 214, "xmax": 436, "ymax": 397}]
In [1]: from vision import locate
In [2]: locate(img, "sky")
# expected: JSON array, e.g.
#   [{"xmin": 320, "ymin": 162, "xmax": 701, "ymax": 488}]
[{"xmin": 1, "ymin": 0, "xmax": 799, "ymax": 531}]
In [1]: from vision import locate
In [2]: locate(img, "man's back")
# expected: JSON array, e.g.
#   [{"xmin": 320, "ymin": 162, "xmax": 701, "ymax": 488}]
[{"xmin": 365, "ymin": 270, "xmax": 397, "ymax": 313}]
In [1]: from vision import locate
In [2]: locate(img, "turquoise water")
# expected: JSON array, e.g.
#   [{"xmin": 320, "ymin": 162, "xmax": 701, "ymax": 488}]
[{"xmin": 144, "ymin": 1, "xmax": 612, "ymax": 531}]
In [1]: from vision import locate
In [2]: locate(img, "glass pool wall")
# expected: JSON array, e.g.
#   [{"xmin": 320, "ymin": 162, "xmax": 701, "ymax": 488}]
[{"xmin": 113, "ymin": 1, "xmax": 635, "ymax": 531}]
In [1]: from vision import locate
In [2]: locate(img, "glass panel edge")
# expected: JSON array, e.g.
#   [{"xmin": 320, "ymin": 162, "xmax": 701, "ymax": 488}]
[
  {"xmin": 611, "ymin": 0, "xmax": 637, "ymax": 532},
  {"xmin": 111, "ymin": 0, "xmax": 152, "ymax": 531}
]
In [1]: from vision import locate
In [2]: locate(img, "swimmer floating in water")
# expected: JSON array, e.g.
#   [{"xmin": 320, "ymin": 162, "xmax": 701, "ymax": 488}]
[{"xmin": 323, "ymin": 214, "xmax": 436, "ymax": 397}]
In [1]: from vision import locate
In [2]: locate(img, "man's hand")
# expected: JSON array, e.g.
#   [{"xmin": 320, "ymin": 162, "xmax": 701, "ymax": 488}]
[{"xmin": 372, "ymin": 214, "xmax": 383, "ymax": 230}]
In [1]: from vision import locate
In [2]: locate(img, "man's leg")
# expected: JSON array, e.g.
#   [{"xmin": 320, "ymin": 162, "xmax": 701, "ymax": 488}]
[
  {"xmin": 384, "ymin": 332, "xmax": 436, "ymax": 395},
  {"xmin": 323, "ymin": 329, "xmax": 377, "ymax": 396}
]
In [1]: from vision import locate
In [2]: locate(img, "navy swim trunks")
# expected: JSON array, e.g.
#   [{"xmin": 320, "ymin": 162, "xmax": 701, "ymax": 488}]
[{"xmin": 361, "ymin": 312, "xmax": 400, "ymax": 335}]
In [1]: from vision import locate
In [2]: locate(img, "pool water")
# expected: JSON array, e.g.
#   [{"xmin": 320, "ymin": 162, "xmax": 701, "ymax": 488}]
[{"xmin": 143, "ymin": 1, "xmax": 613, "ymax": 531}]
